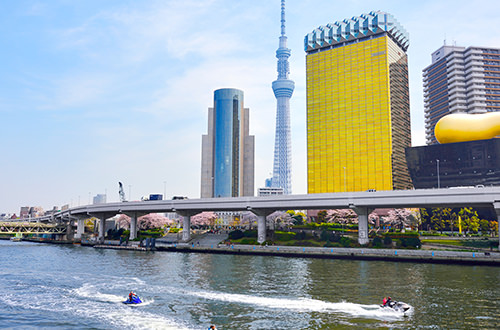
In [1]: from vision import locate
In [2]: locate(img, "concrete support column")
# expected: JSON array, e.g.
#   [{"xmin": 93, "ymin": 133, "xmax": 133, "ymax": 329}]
[
  {"xmin": 182, "ymin": 215, "xmax": 191, "ymax": 242},
  {"xmin": 98, "ymin": 216, "xmax": 106, "ymax": 243},
  {"xmin": 122, "ymin": 211, "xmax": 147, "ymax": 241},
  {"xmin": 65, "ymin": 218, "xmax": 74, "ymax": 241},
  {"xmin": 352, "ymin": 206, "xmax": 370, "ymax": 245},
  {"xmin": 249, "ymin": 209, "xmax": 274, "ymax": 244},
  {"xmin": 257, "ymin": 215, "xmax": 267, "ymax": 244},
  {"xmin": 130, "ymin": 214, "xmax": 137, "ymax": 240},
  {"xmin": 494, "ymin": 202, "xmax": 500, "ymax": 249},
  {"xmin": 75, "ymin": 219, "xmax": 85, "ymax": 239}
]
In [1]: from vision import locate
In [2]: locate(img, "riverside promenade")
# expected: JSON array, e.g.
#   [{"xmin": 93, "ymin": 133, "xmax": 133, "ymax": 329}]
[
  {"xmin": 156, "ymin": 242, "xmax": 500, "ymax": 266},
  {"xmin": 89, "ymin": 233, "xmax": 500, "ymax": 266},
  {"xmin": 6, "ymin": 234, "xmax": 498, "ymax": 266}
]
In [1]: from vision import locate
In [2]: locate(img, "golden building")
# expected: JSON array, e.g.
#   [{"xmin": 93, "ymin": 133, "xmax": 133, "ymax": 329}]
[{"xmin": 305, "ymin": 11, "xmax": 412, "ymax": 193}]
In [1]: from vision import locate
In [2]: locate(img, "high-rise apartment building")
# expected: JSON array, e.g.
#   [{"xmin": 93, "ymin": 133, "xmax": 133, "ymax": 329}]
[
  {"xmin": 201, "ymin": 88, "xmax": 255, "ymax": 198},
  {"xmin": 423, "ymin": 45, "xmax": 500, "ymax": 144},
  {"xmin": 271, "ymin": 0, "xmax": 294, "ymax": 194},
  {"xmin": 305, "ymin": 11, "xmax": 412, "ymax": 193}
]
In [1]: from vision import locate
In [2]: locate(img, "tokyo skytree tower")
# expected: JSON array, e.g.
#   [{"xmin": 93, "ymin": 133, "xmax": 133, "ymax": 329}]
[{"xmin": 271, "ymin": 0, "xmax": 294, "ymax": 194}]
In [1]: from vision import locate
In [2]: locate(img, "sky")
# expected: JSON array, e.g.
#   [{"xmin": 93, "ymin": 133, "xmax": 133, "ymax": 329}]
[{"xmin": 2, "ymin": 0, "xmax": 500, "ymax": 214}]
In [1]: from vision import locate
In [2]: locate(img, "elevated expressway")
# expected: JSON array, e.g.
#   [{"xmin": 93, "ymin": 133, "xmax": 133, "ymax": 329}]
[{"xmin": 50, "ymin": 187, "xmax": 500, "ymax": 246}]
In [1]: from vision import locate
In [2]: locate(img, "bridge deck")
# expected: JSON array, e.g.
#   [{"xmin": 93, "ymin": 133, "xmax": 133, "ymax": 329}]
[{"xmin": 0, "ymin": 222, "xmax": 67, "ymax": 234}]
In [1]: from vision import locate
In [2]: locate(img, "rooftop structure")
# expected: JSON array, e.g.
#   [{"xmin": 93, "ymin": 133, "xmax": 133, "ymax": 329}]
[{"xmin": 305, "ymin": 10, "xmax": 409, "ymax": 53}]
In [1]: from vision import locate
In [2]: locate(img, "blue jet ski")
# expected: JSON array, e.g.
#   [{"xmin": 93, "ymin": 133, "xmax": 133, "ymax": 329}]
[{"xmin": 123, "ymin": 295, "xmax": 142, "ymax": 305}]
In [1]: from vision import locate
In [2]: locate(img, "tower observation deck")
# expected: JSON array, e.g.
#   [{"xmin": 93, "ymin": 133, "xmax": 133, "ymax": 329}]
[{"xmin": 271, "ymin": 0, "xmax": 294, "ymax": 194}]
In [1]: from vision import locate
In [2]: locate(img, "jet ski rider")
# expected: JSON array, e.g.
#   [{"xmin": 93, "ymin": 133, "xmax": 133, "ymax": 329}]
[
  {"xmin": 129, "ymin": 291, "xmax": 136, "ymax": 302},
  {"xmin": 383, "ymin": 296, "xmax": 392, "ymax": 306}
]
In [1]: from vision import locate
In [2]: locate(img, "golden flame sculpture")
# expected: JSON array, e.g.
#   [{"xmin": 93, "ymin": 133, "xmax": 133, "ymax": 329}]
[{"xmin": 434, "ymin": 112, "xmax": 500, "ymax": 144}]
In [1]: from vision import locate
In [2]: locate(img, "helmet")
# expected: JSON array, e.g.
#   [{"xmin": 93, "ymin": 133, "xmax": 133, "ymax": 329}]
[{"xmin": 388, "ymin": 297, "xmax": 391, "ymax": 300}]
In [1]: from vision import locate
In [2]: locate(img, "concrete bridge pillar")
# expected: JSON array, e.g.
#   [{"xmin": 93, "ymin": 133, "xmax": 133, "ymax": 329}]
[
  {"xmin": 122, "ymin": 212, "xmax": 148, "ymax": 241},
  {"xmin": 130, "ymin": 214, "xmax": 138, "ymax": 240},
  {"xmin": 98, "ymin": 216, "xmax": 106, "ymax": 243},
  {"xmin": 182, "ymin": 215, "xmax": 191, "ymax": 242},
  {"xmin": 249, "ymin": 209, "xmax": 274, "ymax": 244},
  {"xmin": 257, "ymin": 215, "xmax": 267, "ymax": 244},
  {"xmin": 75, "ymin": 218, "xmax": 85, "ymax": 239},
  {"xmin": 494, "ymin": 202, "xmax": 500, "ymax": 249},
  {"xmin": 351, "ymin": 206, "xmax": 370, "ymax": 245},
  {"xmin": 175, "ymin": 211, "xmax": 197, "ymax": 242}
]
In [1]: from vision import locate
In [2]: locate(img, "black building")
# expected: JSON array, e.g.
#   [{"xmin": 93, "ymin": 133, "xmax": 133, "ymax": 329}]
[{"xmin": 405, "ymin": 138, "xmax": 500, "ymax": 189}]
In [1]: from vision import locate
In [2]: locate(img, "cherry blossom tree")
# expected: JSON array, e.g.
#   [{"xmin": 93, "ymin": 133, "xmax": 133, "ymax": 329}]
[
  {"xmin": 116, "ymin": 213, "xmax": 174, "ymax": 230},
  {"xmin": 139, "ymin": 213, "xmax": 174, "ymax": 230},
  {"xmin": 383, "ymin": 209, "xmax": 413, "ymax": 230},
  {"xmin": 326, "ymin": 209, "xmax": 358, "ymax": 224},
  {"xmin": 116, "ymin": 214, "xmax": 131, "ymax": 229},
  {"xmin": 368, "ymin": 212, "xmax": 379, "ymax": 226},
  {"xmin": 191, "ymin": 212, "xmax": 217, "ymax": 227},
  {"xmin": 268, "ymin": 211, "xmax": 294, "ymax": 230},
  {"xmin": 240, "ymin": 212, "xmax": 257, "ymax": 229}
]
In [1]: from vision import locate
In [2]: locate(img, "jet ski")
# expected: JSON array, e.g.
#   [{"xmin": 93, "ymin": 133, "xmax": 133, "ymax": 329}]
[
  {"xmin": 381, "ymin": 300, "xmax": 411, "ymax": 313},
  {"xmin": 123, "ymin": 295, "xmax": 142, "ymax": 305}
]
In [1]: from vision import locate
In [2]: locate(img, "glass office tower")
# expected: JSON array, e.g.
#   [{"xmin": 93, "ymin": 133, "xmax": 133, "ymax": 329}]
[
  {"xmin": 201, "ymin": 88, "xmax": 255, "ymax": 198},
  {"xmin": 305, "ymin": 11, "xmax": 412, "ymax": 193}
]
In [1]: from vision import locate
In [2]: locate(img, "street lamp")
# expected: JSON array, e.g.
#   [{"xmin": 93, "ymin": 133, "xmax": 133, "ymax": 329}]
[
  {"xmin": 163, "ymin": 181, "xmax": 166, "ymax": 199},
  {"xmin": 436, "ymin": 159, "xmax": 440, "ymax": 189},
  {"xmin": 128, "ymin": 185, "xmax": 132, "ymax": 201}
]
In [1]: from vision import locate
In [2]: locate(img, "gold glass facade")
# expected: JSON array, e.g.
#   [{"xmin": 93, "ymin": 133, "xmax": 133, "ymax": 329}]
[{"xmin": 306, "ymin": 34, "xmax": 412, "ymax": 193}]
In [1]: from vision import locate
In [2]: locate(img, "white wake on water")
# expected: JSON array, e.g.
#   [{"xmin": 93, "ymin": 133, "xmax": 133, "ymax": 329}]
[{"xmin": 185, "ymin": 289, "xmax": 410, "ymax": 321}]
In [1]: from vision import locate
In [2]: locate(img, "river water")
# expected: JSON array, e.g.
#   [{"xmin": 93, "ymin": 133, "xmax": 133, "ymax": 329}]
[{"xmin": 1, "ymin": 240, "xmax": 499, "ymax": 329}]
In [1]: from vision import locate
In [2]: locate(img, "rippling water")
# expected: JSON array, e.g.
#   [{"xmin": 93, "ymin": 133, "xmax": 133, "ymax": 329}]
[{"xmin": 1, "ymin": 240, "xmax": 499, "ymax": 329}]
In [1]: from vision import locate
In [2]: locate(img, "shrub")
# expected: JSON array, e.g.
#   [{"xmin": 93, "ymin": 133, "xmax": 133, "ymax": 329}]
[
  {"xmin": 243, "ymin": 230, "xmax": 257, "ymax": 238},
  {"xmin": 340, "ymin": 237, "xmax": 352, "ymax": 247},
  {"xmin": 138, "ymin": 230, "xmax": 163, "ymax": 238},
  {"xmin": 405, "ymin": 237, "xmax": 421, "ymax": 249},
  {"xmin": 383, "ymin": 236, "xmax": 393, "ymax": 246},
  {"xmin": 107, "ymin": 228, "xmax": 124, "ymax": 239},
  {"xmin": 372, "ymin": 236, "xmax": 383, "ymax": 248},
  {"xmin": 331, "ymin": 233, "xmax": 341, "ymax": 242},
  {"xmin": 240, "ymin": 238, "xmax": 258, "ymax": 245},
  {"xmin": 228, "ymin": 230, "xmax": 244, "ymax": 240},
  {"xmin": 324, "ymin": 241, "xmax": 342, "ymax": 247},
  {"xmin": 385, "ymin": 231, "xmax": 419, "ymax": 239},
  {"xmin": 296, "ymin": 231, "xmax": 306, "ymax": 240},
  {"xmin": 320, "ymin": 230, "xmax": 331, "ymax": 241},
  {"xmin": 275, "ymin": 231, "xmax": 295, "ymax": 241}
]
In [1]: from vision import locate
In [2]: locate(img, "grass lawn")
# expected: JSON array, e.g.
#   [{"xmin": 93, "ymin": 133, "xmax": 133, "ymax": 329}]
[{"xmin": 421, "ymin": 238, "xmax": 497, "ymax": 249}]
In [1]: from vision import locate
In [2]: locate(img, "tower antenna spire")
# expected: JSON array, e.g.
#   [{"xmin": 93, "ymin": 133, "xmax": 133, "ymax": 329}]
[
  {"xmin": 271, "ymin": 0, "xmax": 294, "ymax": 194},
  {"xmin": 281, "ymin": 0, "xmax": 286, "ymax": 37}
]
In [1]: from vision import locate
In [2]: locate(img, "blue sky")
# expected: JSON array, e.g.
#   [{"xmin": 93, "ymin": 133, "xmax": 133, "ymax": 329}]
[{"xmin": 2, "ymin": 0, "xmax": 500, "ymax": 214}]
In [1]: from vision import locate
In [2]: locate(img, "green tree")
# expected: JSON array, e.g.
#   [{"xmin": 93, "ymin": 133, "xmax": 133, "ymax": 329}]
[
  {"xmin": 316, "ymin": 210, "xmax": 328, "ymax": 224},
  {"xmin": 430, "ymin": 208, "xmax": 446, "ymax": 233},
  {"xmin": 420, "ymin": 208, "xmax": 431, "ymax": 231},
  {"xmin": 479, "ymin": 220, "xmax": 490, "ymax": 236},
  {"xmin": 446, "ymin": 209, "xmax": 459, "ymax": 236},
  {"xmin": 490, "ymin": 221, "xmax": 498, "ymax": 236},
  {"xmin": 458, "ymin": 207, "xmax": 480, "ymax": 234},
  {"xmin": 288, "ymin": 210, "xmax": 305, "ymax": 226}
]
